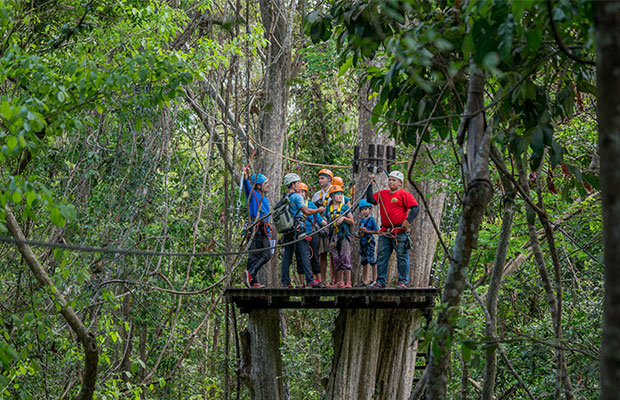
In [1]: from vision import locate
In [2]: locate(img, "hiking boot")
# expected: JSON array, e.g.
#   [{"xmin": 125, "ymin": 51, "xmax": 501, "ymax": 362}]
[
  {"xmin": 368, "ymin": 282, "xmax": 385, "ymax": 289},
  {"xmin": 244, "ymin": 271, "xmax": 252, "ymax": 288},
  {"xmin": 250, "ymin": 282, "xmax": 265, "ymax": 288}
]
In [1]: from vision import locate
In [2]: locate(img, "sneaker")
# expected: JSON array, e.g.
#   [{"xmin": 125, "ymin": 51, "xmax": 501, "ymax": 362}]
[
  {"xmin": 250, "ymin": 282, "xmax": 265, "ymax": 288},
  {"xmin": 396, "ymin": 282, "xmax": 408, "ymax": 288},
  {"xmin": 354, "ymin": 282, "xmax": 367, "ymax": 287},
  {"xmin": 244, "ymin": 271, "xmax": 252, "ymax": 288},
  {"xmin": 327, "ymin": 282, "xmax": 340, "ymax": 288},
  {"xmin": 368, "ymin": 282, "xmax": 385, "ymax": 289},
  {"xmin": 344, "ymin": 281, "xmax": 352, "ymax": 288},
  {"xmin": 309, "ymin": 279, "xmax": 323, "ymax": 288},
  {"xmin": 281, "ymin": 283, "xmax": 294, "ymax": 288}
]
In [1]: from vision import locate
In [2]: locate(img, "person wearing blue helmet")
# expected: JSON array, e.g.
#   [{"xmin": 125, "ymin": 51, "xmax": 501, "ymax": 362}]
[
  {"xmin": 357, "ymin": 199, "xmax": 378, "ymax": 286},
  {"xmin": 242, "ymin": 167, "xmax": 271, "ymax": 288}
]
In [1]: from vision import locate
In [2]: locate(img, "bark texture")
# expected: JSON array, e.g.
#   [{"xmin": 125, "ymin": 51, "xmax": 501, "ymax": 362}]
[
  {"xmin": 240, "ymin": 310, "xmax": 286, "ymax": 400},
  {"xmin": 426, "ymin": 65, "xmax": 493, "ymax": 400},
  {"xmin": 327, "ymin": 309, "xmax": 423, "ymax": 400},
  {"xmin": 5, "ymin": 205, "xmax": 98, "ymax": 400},
  {"xmin": 594, "ymin": 3, "xmax": 620, "ymax": 398}
]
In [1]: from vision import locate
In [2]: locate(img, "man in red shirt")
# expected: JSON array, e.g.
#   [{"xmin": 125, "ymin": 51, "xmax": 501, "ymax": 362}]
[{"xmin": 366, "ymin": 170, "xmax": 420, "ymax": 288}]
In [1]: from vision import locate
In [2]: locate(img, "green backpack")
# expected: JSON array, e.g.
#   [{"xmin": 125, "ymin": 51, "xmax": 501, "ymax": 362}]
[{"xmin": 272, "ymin": 194, "xmax": 295, "ymax": 233}]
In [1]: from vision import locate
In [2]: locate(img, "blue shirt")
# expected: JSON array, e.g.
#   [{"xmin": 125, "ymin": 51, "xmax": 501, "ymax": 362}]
[
  {"xmin": 243, "ymin": 178, "xmax": 270, "ymax": 224},
  {"xmin": 287, "ymin": 192, "xmax": 305, "ymax": 219},
  {"xmin": 359, "ymin": 216, "xmax": 378, "ymax": 246},
  {"xmin": 323, "ymin": 202, "xmax": 351, "ymax": 239},
  {"xmin": 302, "ymin": 200, "xmax": 324, "ymax": 234}
]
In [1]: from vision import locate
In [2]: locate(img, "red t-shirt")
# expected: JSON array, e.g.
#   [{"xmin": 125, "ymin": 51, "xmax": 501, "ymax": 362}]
[{"xmin": 373, "ymin": 189, "xmax": 418, "ymax": 233}]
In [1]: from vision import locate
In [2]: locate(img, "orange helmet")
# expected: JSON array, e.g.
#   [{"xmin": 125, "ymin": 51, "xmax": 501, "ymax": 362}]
[
  {"xmin": 332, "ymin": 176, "xmax": 344, "ymax": 186},
  {"xmin": 328, "ymin": 185, "xmax": 344, "ymax": 197},
  {"xmin": 298, "ymin": 182, "xmax": 309, "ymax": 192},
  {"xmin": 350, "ymin": 185, "xmax": 355, "ymax": 196},
  {"xmin": 318, "ymin": 169, "xmax": 333, "ymax": 179}
]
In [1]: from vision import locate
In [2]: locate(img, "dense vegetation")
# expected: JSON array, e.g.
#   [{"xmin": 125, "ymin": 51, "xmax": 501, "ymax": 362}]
[{"xmin": 0, "ymin": 0, "xmax": 611, "ymax": 399}]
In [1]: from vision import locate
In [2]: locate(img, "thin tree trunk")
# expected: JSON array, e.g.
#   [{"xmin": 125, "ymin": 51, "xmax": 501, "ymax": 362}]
[
  {"xmin": 516, "ymin": 157, "xmax": 572, "ymax": 400},
  {"xmin": 5, "ymin": 205, "xmax": 98, "ymax": 400},
  {"xmin": 482, "ymin": 147, "xmax": 516, "ymax": 400},
  {"xmin": 594, "ymin": 3, "xmax": 620, "ymax": 399},
  {"xmin": 426, "ymin": 63, "xmax": 493, "ymax": 400}
]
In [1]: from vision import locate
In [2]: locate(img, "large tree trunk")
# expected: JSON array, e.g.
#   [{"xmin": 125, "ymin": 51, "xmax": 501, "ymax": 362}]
[
  {"xmin": 328, "ymin": 149, "xmax": 442, "ymax": 399},
  {"xmin": 240, "ymin": 310, "xmax": 286, "ymax": 400},
  {"xmin": 255, "ymin": 0, "xmax": 296, "ymax": 286},
  {"xmin": 242, "ymin": 1, "xmax": 296, "ymax": 398},
  {"xmin": 426, "ymin": 64, "xmax": 493, "ymax": 400},
  {"xmin": 594, "ymin": 3, "xmax": 620, "ymax": 399}
]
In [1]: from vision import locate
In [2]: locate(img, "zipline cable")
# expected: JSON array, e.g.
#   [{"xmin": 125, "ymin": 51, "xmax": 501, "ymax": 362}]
[{"xmin": 0, "ymin": 180, "xmax": 374, "ymax": 258}]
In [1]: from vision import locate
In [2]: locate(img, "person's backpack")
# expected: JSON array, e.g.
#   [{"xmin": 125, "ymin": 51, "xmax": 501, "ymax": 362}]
[{"xmin": 272, "ymin": 194, "xmax": 295, "ymax": 233}]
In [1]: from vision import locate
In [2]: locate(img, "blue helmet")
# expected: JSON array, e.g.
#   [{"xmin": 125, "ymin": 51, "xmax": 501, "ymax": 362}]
[
  {"xmin": 250, "ymin": 173, "xmax": 268, "ymax": 186},
  {"xmin": 359, "ymin": 199, "xmax": 372, "ymax": 209}
]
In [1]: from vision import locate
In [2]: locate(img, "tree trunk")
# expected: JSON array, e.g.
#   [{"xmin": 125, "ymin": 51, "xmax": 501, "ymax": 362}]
[
  {"xmin": 482, "ymin": 147, "xmax": 515, "ymax": 400},
  {"xmin": 594, "ymin": 4, "xmax": 620, "ymax": 398},
  {"xmin": 255, "ymin": 0, "xmax": 296, "ymax": 287},
  {"xmin": 240, "ymin": 310, "xmax": 286, "ymax": 400},
  {"xmin": 240, "ymin": 0, "xmax": 295, "ymax": 396},
  {"xmin": 328, "ymin": 145, "xmax": 442, "ymax": 399},
  {"xmin": 426, "ymin": 64, "xmax": 493, "ymax": 400}
]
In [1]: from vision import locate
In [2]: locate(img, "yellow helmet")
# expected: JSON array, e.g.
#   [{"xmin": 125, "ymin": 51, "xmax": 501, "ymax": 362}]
[
  {"xmin": 328, "ymin": 185, "xmax": 344, "ymax": 197},
  {"xmin": 318, "ymin": 169, "xmax": 333, "ymax": 179},
  {"xmin": 298, "ymin": 182, "xmax": 309, "ymax": 192},
  {"xmin": 332, "ymin": 176, "xmax": 344, "ymax": 187}
]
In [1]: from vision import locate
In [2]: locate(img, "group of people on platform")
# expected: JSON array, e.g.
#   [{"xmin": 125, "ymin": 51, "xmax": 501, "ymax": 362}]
[{"xmin": 242, "ymin": 167, "xmax": 420, "ymax": 289}]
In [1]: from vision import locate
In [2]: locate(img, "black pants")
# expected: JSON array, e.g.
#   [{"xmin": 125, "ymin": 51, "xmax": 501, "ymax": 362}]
[
  {"xmin": 246, "ymin": 228, "xmax": 271, "ymax": 284},
  {"xmin": 296, "ymin": 234, "xmax": 321, "ymax": 276}
]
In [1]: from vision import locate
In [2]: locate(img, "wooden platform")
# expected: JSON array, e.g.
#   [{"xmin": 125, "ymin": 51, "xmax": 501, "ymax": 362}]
[{"xmin": 225, "ymin": 287, "xmax": 438, "ymax": 313}]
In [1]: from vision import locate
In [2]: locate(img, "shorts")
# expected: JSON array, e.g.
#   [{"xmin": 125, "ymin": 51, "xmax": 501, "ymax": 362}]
[
  {"xmin": 329, "ymin": 237, "xmax": 352, "ymax": 271},
  {"xmin": 317, "ymin": 234, "xmax": 330, "ymax": 255},
  {"xmin": 360, "ymin": 241, "xmax": 376, "ymax": 265}
]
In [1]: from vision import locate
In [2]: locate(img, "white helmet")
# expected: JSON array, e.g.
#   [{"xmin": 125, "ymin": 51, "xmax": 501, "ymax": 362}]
[
  {"xmin": 283, "ymin": 173, "xmax": 301, "ymax": 186},
  {"xmin": 388, "ymin": 170, "xmax": 404, "ymax": 182}
]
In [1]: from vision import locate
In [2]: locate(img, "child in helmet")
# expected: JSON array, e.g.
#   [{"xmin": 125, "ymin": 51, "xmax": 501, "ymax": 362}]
[
  {"xmin": 358, "ymin": 199, "xmax": 379, "ymax": 286},
  {"xmin": 323, "ymin": 185, "xmax": 354, "ymax": 288}
]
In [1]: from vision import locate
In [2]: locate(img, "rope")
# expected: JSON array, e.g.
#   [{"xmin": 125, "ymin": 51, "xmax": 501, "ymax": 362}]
[
  {"xmin": 0, "ymin": 181, "xmax": 373, "ymax": 259},
  {"xmin": 247, "ymin": 134, "xmax": 409, "ymax": 169}
]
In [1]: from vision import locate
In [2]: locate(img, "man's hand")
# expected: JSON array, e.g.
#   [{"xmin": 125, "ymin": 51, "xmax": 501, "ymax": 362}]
[
  {"xmin": 336, "ymin": 217, "xmax": 344, "ymax": 226},
  {"xmin": 369, "ymin": 174, "xmax": 376, "ymax": 182},
  {"xmin": 401, "ymin": 220, "xmax": 410, "ymax": 232},
  {"xmin": 360, "ymin": 227, "xmax": 368, "ymax": 233},
  {"xmin": 317, "ymin": 206, "xmax": 326, "ymax": 213},
  {"xmin": 243, "ymin": 166, "xmax": 250, "ymax": 179}
]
